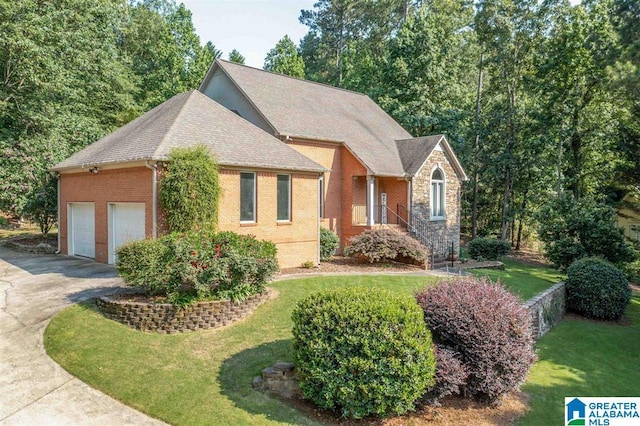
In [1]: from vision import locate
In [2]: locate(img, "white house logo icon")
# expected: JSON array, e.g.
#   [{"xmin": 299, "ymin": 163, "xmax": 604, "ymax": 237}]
[{"xmin": 566, "ymin": 398, "xmax": 586, "ymax": 425}]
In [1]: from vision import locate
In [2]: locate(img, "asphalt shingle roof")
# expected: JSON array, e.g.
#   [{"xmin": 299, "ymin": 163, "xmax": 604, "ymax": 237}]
[
  {"xmin": 211, "ymin": 60, "xmax": 413, "ymax": 177},
  {"xmin": 52, "ymin": 90, "xmax": 326, "ymax": 173},
  {"xmin": 396, "ymin": 135, "xmax": 444, "ymax": 176}
]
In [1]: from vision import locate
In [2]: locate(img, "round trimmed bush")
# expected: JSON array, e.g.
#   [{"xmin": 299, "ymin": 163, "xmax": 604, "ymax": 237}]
[
  {"xmin": 415, "ymin": 276, "xmax": 536, "ymax": 404},
  {"xmin": 116, "ymin": 230, "xmax": 278, "ymax": 304},
  {"xmin": 320, "ymin": 227, "xmax": 339, "ymax": 261},
  {"xmin": 346, "ymin": 229, "xmax": 426, "ymax": 265},
  {"xmin": 566, "ymin": 257, "xmax": 631, "ymax": 321},
  {"xmin": 292, "ymin": 287, "xmax": 436, "ymax": 419}
]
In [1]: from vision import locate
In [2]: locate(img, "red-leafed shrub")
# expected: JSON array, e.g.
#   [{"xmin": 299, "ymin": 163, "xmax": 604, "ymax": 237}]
[
  {"xmin": 426, "ymin": 346, "xmax": 469, "ymax": 405},
  {"xmin": 415, "ymin": 277, "xmax": 536, "ymax": 404},
  {"xmin": 346, "ymin": 229, "xmax": 426, "ymax": 265}
]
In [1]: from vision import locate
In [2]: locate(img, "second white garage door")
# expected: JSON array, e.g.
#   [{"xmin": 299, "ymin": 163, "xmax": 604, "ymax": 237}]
[{"xmin": 108, "ymin": 203, "xmax": 146, "ymax": 264}]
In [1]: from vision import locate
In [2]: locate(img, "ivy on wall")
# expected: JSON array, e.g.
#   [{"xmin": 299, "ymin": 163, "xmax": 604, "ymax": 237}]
[{"xmin": 160, "ymin": 145, "xmax": 220, "ymax": 233}]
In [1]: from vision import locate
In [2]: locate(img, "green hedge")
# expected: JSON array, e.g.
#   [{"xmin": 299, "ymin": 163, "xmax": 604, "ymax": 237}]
[
  {"xmin": 292, "ymin": 287, "xmax": 435, "ymax": 419},
  {"xmin": 116, "ymin": 230, "xmax": 278, "ymax": 304},
  {"xmin": 468, "ymin": 237, "xmax": 510, "ymax": 260}
]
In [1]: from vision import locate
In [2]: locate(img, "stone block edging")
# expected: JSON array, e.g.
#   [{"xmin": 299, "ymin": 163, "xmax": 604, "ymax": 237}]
[
  {"xmin": 3, "ymin": 238, "xmax": 57, "ymax": 254},
  {"xmin": 96, "ymin": 289, "xmax": 272, "ymax": 334},
  {"xmin": 523, "ymin": 281, "xmax": 566, "ymax": 339}
]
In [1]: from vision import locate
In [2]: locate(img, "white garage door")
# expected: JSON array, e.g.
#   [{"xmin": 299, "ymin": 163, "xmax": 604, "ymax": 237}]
[
  {"xmin": 68, "ymin": 203, "xmax": 95, "ymax": 259},
  {"xmin": 109, "ymin": 203, "xmax": 146, "ymax": 264}
]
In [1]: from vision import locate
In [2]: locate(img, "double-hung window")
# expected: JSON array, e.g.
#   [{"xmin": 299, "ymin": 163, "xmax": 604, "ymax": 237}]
[
  {"xmin": 240, "ymin": 172, "xmax": 256, "ymax": 222},
  {"xmin": 277, "ymin": 174, "xmax": 291, "ymax": 221},
  {"xmin": 430, "ymin": 168, "xmax": 445, "ymax": 219}
]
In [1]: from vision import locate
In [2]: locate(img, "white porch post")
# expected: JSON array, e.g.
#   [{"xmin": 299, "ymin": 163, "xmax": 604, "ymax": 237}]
[{"xmin": 366, "ymin": 176, "xmax": 375, "ymax": 226}]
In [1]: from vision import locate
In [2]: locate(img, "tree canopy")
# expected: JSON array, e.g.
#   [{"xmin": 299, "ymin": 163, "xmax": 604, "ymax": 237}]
[
  {"xmin": 0, "ymin": 0, "xmax": 235, "ymax": 216},
  {"xmin": 295, "ymin": 0, "xmax": 640, "ymax": 247},
  {"xmin": 264, "ymin": 35, "xmax": 305, "ymax": 78}
]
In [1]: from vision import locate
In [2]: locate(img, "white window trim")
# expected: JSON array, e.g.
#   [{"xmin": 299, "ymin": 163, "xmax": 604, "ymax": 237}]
[
  {"xmin": 277, "ymin": 174, "xmax": 292, "ymax": 222},
  {"xmin": 240, "ymin": 172, "xmax": 256, "ymax": 223},
  {"xmin": 430, "ymin": 166, "xmax": 446, "ymax": 221}
]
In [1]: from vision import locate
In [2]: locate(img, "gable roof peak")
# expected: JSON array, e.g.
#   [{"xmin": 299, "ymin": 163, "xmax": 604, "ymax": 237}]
[
  {"xmin": 212, "ymin": 59, "xmax": 370, "ymax": 98},
  {"xmin": 51, "ymin": 89, "xmax": 326, "ymax": 173},
  {"xmin": 202, "ymin": 59, "xmax": 412, "ymax": 176}
]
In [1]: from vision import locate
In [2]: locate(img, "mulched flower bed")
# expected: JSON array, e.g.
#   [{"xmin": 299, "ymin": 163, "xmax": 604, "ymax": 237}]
[
  {"xmin": 276, "ymin": 390, "xmax": 529, "ymax": 426},
  {"xmin": 280, "ymin": 256, "xmax": 425, "ymax": 276}
]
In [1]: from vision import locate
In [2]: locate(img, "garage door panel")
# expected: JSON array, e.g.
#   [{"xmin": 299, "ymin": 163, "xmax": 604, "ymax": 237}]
[
  {"xmin": 109, "ymin": 203, "xmax": 145, "ymax": 264},
  {"xmin": 69, "ymin": 203, "xmax": 95, "ymax": 259}
]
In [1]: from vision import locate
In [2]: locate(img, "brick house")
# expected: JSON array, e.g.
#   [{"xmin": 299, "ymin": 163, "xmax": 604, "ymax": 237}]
[
  {"xmin": 51, "ymin": 91, "xmax": 326, "ymax": 268},
  {"xmin": 199, "ymin": 59, "xmax": 468, "ymax": 261},
  {"xmin": 52, "ymin": 60, "xmax": 468, "ymax": 269}
]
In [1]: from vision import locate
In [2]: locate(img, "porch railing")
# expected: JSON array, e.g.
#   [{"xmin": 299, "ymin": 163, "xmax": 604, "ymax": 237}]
[{"xmin": 352, "ymin": 204, "xmax": 406, "ymax": 226}]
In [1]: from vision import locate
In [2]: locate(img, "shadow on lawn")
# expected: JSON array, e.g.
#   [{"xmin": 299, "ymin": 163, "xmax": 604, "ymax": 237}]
[{"xmin": 218, "ymin": 338, "xmax": 312, "ymax": 424}]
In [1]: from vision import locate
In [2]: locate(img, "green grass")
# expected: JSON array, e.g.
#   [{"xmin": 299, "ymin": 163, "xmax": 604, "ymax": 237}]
[
  {"xmin": 44, "ymin": 264, "xmax": 569, "ymax": 425},
  {"xmin": 517, "ymin": 293, "xmax": 640, "ymax": 425},
  {"xmin": 470, "ymin": 258, "xmax": 564, "ymax": 300},
  {"xmin": 45, "ymin": 275, "xmax": 435, "ymax": 425}
]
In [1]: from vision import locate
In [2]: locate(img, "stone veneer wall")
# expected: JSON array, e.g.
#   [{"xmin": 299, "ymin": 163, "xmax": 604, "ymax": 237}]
[
  {"xmin": 412, "ymin": 148, "xmax": 462, "ymax": 258},
  {"xmin": 523, "ymin": 282, "xmax": 566, "ymax": 339},
  {"xmin": 96, "ymin": 290, "xmax": 271, "ymax": 334}
]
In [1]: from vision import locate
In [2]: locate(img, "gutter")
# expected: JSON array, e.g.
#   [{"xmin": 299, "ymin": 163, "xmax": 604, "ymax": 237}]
[
  {"xmin": 145, "ymin": 161, "xmax": 158, "ymax": 238},
  {"xmin": 55, "ymin": 172, "xmax": 61, "ymax": 254}
]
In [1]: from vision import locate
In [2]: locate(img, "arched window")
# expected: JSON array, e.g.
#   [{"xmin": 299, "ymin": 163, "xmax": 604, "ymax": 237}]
[{"xmin": 431, "ymin": 168, "xmax": 445, "ymax": 219}]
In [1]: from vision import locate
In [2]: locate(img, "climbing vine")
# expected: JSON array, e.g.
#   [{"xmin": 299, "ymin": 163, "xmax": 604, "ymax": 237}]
[{"xmin": 160, "ymin": 145, "xmax": 220, "ymax": 233}]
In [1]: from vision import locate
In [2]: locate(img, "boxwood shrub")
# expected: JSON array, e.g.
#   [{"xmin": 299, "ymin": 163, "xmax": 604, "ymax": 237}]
[
  {"xmin": 468, "ymin": 237, "xmax": 511, "ymax": 260},
  {"xmin": 320, "ymin": 227, "xmax": 339, "ymax": 261},
  {"xmin": 292, "ymin": 287, "xmax": 436, "ymax": 419},
  {"xmin": 116, "ymin": 230, "xmax": 278, "ymax": 304},
  {"xmin": 346, "ymin": 229, "xmax": 426, "ymax": 265},
  {"xmin": 415, "ymin": 276, "xmax": 535, "ymax": 404},
  {"xmin": 566, "ymin": 257, "xmax": 631, "ymax": 321}
]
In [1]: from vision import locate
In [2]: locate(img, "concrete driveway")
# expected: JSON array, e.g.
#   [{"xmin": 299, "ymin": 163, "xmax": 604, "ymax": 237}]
[{"xmin": 0, "ymin": 245, "xmax": 165, "ymax": 425}]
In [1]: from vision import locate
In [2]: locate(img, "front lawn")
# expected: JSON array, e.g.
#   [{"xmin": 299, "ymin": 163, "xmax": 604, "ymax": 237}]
[
  {"xmin": 45, "ymin": 265, "xmax": 579, "ymax": 425},
  {"xmin": 470, "ymin": 258, "xmax": 564, "ymax": 300},
  {"xmin": 45, "ymin": 275, "xmax": 434, "ymax": 425},
  {"xmin": 518, "ymin": 292, "xmax": 640, "ymax": 425}
]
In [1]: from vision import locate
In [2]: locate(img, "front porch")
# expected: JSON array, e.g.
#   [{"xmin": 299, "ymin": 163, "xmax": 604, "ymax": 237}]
[
  {"xmin": 349, "ymin": 175, "xmax": 409, "ymax": 227},
  {"xmin": 351, "ymin": 204, "xmax": 409, "ymax": 227}
]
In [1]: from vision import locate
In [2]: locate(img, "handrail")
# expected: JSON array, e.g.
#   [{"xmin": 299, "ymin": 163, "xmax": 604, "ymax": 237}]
[{"xmin": 354, "ymin": 203, "xmax": 454, "ymax": 267}]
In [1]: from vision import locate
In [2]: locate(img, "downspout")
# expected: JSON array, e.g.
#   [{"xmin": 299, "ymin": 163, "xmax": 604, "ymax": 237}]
[
  {"xmin": 145, "ymin": 161, "xmax": 158, "ymax": 238},
  {"xmin": 406, "ymin": 176, "xmax": 412, "ymax": 226},
  {"xmin": 318, "ymin": 173, "xmax": 322, "ymax": 265},
  {"xmin": 55, "ymin": 173, "xmax": 61, "ymax": 254}
]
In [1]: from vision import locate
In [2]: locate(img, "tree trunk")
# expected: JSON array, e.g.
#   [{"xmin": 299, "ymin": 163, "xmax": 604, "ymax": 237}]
[
  {"xmin": 500, "ymin": 83, "xmax": 516, "ymax": 241},
  {"xmin": 569, "ymin": 130, "xmax": 583, "ymax": 198},
  {"xmin": 515, "ymin": 193, "xmax": 527, "ymax": 250},
  {"xmin": 472, "ymin": 51, "xmax": 484, "ymax": 239}
]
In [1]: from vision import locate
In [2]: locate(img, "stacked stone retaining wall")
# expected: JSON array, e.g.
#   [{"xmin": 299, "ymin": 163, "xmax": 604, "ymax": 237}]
[
  {"xmin": 96, "ymin": 290, "xmax": 271, "ymax": 333},
  {"xmin": 523, "ymin": 281, "xmax": 566, "ymax": 339}
]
